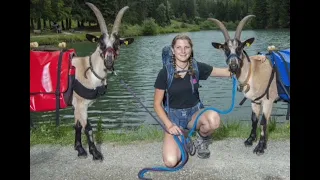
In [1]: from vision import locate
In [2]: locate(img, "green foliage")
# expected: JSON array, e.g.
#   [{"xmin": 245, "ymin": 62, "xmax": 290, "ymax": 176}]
[
  {"xmin": 96, "ymin": 118, "xmax": 104, "ymax": 144},
  {"xmin": 180, "ymin": 23, "xmax": 187, "ymax": 28},
  {"xmin": 181, "ymin": 13, "xmax": 188, "ymax": 23},
  {"xmin": 225, "ymin": 21, "xmax": 237, "ymax": 30},
  {"xmin": 120, "ymin": 24, "xmax": 142, "ymax": 37},
  {"xmin": 30, "ymin": 33, "xmax": 99, "ymax": 45},
  {"xmin": 141, "ymin": 18, "xmax": 159, "ymax": 35},
  {"xmin": 199, "ymin": 20, "xmax": 216, "ymax": 30},
  {"xmin": 30, "ymin": 120, "xmax": 290, "ymax": 146},
  {"xmin": 155, "ymin": 3, "xmax": 168, "ymax": 27},
  {"xmin": 30, "ymin": 0, "xmax": 289, "ymax": 31},
  {"xmin": 194, "ymin": 16, "xmax": 201, "ymax": 25}
]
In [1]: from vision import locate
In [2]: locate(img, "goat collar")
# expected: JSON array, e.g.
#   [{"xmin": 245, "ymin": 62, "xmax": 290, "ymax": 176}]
[
  {"xmin": 237, "ymin": 51, "xmax": 251, "ymax": 93},
  {"xmin": 84, "ymin": 55, "xmax": 107, "ymax": 82}
]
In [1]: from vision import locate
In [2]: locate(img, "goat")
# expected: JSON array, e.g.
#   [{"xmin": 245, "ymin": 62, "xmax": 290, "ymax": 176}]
[
  {"xmin": 208, "ymin": 15, "xmax": 289, "ymax": 155},
  {"xmin": 70, "ymin": 2, "xmax": 134, "ymax": 161}
]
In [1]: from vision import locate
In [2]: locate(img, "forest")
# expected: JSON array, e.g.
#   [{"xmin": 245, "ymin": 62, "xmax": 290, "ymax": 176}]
[{"xmin": 30, "ymin": 0, "xmax": 290, "ymax": 31}]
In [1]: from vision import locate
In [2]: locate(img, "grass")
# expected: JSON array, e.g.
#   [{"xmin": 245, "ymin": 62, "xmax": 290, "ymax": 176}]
[{"xmin": 30, "ymin": 117, "xmax": 290, "ymax": 146}]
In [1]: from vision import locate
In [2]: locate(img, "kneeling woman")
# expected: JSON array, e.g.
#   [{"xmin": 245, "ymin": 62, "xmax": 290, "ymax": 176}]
[{"xmin": 153, "ymin": 34, "xmax": 264, "ymax": 167}]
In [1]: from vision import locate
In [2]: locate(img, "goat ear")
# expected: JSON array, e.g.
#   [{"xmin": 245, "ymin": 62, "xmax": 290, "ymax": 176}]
[
  {"xmin": 86, "ymin": 34, "xmax": 99, "ymax": 43},
  {"xmin": 243, "ymin": 38, "xmax": 255, "ymax": 48},
  {"xmin": 120, "ymin": 38, "xmax": 134, "ymax": 45},
  {"xmin": 212, "ymin": 42, "xmax": 223, "ymax": 49}
]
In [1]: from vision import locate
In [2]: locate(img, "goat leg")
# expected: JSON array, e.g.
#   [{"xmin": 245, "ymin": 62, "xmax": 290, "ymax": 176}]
[
  {"xmin": 85, "ymin": 121, "xmax": 104, "ymax": 161},
  {"xmin": 253, "ymin": 114, "xmax": 268, "ymax": 155},
  {"xmin": 74, "ymin": 121, "xmax": 88, "ymax": 158},
  {"xmin": 244, "ymin": 111, "xmax": 259, "ymax": 146}
]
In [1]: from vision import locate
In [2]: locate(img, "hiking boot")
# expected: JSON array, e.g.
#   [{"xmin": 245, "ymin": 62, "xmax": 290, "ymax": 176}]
[{"xmin": 194, "ymin": 132, "xmax": 212, "ymax": 159}]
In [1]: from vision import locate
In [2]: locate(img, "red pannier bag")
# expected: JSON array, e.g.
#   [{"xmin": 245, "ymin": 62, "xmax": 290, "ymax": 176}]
[{"xmin": 30, "ymin": 49, "xmax": 76, "ymax": 112}]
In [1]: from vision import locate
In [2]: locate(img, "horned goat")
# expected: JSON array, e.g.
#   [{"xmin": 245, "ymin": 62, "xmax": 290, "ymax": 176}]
[
  {"xmin": 208, "ymin": 15, "xmax": 288, "ymax": 155},
  {"xmin": 70, "ymin": 2, "xmax": 134, "ymax": 161}
]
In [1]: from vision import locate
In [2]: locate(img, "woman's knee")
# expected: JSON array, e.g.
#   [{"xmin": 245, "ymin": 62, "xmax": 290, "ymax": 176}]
[
  {"xmin": 205, "ymin": 111, "xmax": 221, "ymax": 130},
  {"xmin": 162, "ymin": 134, "xmax": 180, "ymax": 167},
  {"xmin": 163, "ymin": 155, "xmax": 179, "ymax": 168}
]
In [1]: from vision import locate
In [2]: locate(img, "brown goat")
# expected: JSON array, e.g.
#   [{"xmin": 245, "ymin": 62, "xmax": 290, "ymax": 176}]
[
  {"xmin": 208, "ymin": 15, "xmax": 289, "ymax": 155},
  {"xmin": 71, "ymin": 2, "xmax": 134, "ymax": 161}
]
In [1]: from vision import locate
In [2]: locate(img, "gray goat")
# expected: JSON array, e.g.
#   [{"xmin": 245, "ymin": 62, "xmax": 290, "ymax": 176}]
[
  {"xmin": 71, "ymin": 2, "xmax": 134, "ymax": 161},
  {"xmin": 208, "ymin": 15, "xmax": 283, "ymax": 155}
]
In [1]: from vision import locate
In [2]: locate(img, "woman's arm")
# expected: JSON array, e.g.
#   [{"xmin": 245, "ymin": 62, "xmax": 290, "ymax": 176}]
[
  {"xmin": 210, "ymin": 67, "xmax": 231, "ymax": 77},
  {"xmin": 154, "ymin": 88, "xmax": 183, "ymax": 135},
  {"xmin": 209, "ymin": 55, "xmax": 267, "ymax": 77},
  {"xmin": 153, "ymin": 88, "xmax": 174, "ymax": 129},
  {"xmin": 250, "ymin": 55, "xmax": 267, "ymax": 62}
]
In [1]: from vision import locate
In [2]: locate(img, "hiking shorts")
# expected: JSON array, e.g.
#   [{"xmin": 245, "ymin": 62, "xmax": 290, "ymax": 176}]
[{"xmin": 166, "ymin": 102, "xmax": 204, "ymax": 130}]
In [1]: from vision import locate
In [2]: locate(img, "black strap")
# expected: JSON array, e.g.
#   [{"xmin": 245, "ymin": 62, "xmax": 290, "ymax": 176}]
[
  {"xmin": 286, "ymin": 103, "xmax": 290, "ymax": 120},
  {"xmin": 239, "ymin": 97, "xmax": 247, "ymax": 105},
  {"xmin": 243, "ymin": 50, "xmax": 251, "ymax": 62},
  {"xmin": 252, "ymin": 68, "xmax": 275, "ymax": 102},
  {"xmin": 55, "ymin": 50, "xmax": 65, "ymax": 126},
  {"xmin": 72, "ymin": 79, "xmax": 107, "ymax": 100}
]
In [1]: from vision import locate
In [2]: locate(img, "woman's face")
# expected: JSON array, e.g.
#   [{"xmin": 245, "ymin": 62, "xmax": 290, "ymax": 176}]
[{"xmin": 173, "ymin": 39, "xmax": 192, "ymax": 62}]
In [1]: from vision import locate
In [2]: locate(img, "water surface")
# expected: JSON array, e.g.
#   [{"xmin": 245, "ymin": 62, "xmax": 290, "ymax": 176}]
[{"xmin": 30, "ymin": 29, "xmax": 290, "ymax": 129}]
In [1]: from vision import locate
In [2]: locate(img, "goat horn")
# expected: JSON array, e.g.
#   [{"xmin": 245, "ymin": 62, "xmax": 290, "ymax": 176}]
[
  {"xmin": 85, "ymin": 2, "xmax": 108, "ymax": 35},
  {"xmin": 234, "ymin": 15, "xmax": 255, "ymax": 40},
  {"xmin": 207, "ymin": 18, "xmax": 230, "ymax": 41},
  {"xmin": 111, "ymin": 6, "xmax": 129, "ymax": 35}
]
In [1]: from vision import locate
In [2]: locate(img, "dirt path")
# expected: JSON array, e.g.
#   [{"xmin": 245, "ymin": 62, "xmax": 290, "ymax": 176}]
[{"xmin": 30, "ymin": 138, "xmax": 290, "ymax": 180}]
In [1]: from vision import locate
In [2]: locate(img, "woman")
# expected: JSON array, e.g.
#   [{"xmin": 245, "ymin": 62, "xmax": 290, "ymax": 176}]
[{"xmin": 153, "ymin": 34, "xmax": 264, "ymax": 167}]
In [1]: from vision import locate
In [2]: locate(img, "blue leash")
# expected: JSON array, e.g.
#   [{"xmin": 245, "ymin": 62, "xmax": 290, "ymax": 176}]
[
  {"xmin": 120, "ymin": 75, "xmax": 237, "ymax": 180},
  {"xmin": 188, "ymin": 75, "xmax": 238, "ymax": 138}
]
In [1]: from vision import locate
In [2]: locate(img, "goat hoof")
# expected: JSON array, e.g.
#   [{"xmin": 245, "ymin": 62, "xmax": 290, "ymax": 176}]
[
  {"xmin": 90, "ymin": 149, "xmax": 104, "ymax": 161},
  {"xmin": 75, "ymin": 146, "xmax": 88, "ymax": 158},
  {"xmin": 244, "ymin": 136, "xmax": 255, "ymax": 147},
  {"xmin": 253, "ymin": 141, "xmax": 266, "ymax": 155},
  {"xmin": 244, "ymin": 140, "xmax": 253, "ymax": 147}
]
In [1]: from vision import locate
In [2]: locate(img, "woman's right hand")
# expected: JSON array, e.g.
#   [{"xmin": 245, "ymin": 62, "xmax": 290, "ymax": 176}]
[{"xmin": 167, "ymin": 124, "xmax": 183, "ymax": 135}]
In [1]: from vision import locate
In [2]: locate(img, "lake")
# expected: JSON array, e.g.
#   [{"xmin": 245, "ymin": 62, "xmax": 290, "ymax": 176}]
[{"xmin": 30, "ymin": 29, "xmax": 290, "ymax": 130}]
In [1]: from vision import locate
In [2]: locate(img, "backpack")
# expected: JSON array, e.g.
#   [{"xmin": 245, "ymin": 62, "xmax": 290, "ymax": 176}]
[
  {"xmin": 161, "ymin": 45, "xmax": 201, "ymax": 111},
  {"xmin": 258, "ymin": 48, "xmax": 290, "ymax": 103},
  {"xmin": 30, "ymin": 48, "xmax": 76, "ymax": 112}
]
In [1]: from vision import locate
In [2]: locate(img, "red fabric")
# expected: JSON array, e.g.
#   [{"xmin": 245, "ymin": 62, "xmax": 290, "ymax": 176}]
[{"xmin": 30, "ymin": 49, "xmax": 76, "ymax": 112}]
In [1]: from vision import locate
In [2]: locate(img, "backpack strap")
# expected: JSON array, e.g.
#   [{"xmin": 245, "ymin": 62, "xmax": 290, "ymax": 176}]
[
  {"xmin": 191, "ymin": 59, "xmax": 204, "ymax": 108},
  {"xmin": 163, "ymin": 63, "xmax": 174, "ymax": 113},
  {"xmin": 165, "ymin": 63, "xmax": 175, "ymax": 90},
  {"xmin": 191, "ymin": 59, "xmax": 199, "ymax": 86}
]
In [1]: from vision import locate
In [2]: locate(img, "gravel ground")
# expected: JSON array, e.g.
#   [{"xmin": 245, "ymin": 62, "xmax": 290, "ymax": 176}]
[{"xmin": 30, "ymin": 138, "xmax": 290, "ymax": 180}]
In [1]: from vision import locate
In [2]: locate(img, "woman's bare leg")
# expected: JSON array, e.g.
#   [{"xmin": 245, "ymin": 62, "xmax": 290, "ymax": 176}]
[
  {"xmin": 162, "ymin": 132, "xmax": 181, "ymax": 167},
  {"xmin": 187, "ymin": 109, "xmax": 221, "ymax": 158}
]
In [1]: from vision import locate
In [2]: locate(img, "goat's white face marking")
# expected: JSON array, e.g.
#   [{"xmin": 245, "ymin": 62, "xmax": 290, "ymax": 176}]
[
  {"xmin": 224, "ymin": 39, "xmax": 243, "ymax": 73},
  {"xmin": 96, "ymin": 33, "xmax": 120, "ymax": 71}
]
